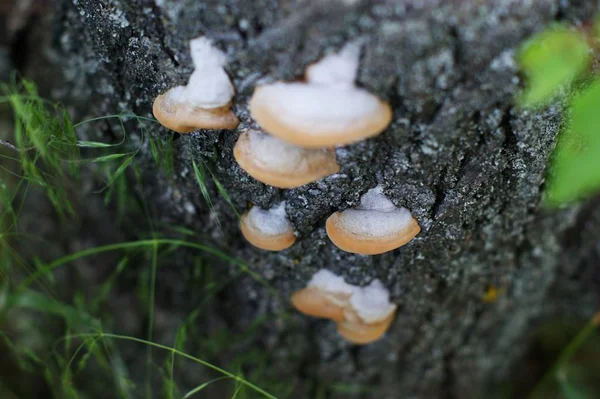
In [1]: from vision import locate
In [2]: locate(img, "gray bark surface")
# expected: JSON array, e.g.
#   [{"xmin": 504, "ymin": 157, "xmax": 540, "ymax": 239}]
[{"xmin": 40, "ymin": 0, "xmax": 600, "ymax": 398}]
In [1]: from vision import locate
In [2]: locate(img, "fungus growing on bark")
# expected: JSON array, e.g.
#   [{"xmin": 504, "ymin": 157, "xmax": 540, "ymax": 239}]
[
  {"xmin": 291, "ymin": 269, "xmax": 354, "ymax": 321},
  {"xmin": 326, "ymin": 185, "xmax": 420, "ymax": 255},
  {"xmin": 153, "ymin": 36, "xmax": 239, "ymax": 133},
  {"xmin": 291, "ymin": 269, "xmax": 397, "ymax": 344},
  {"xmin": 240, "ymin": 202, "xmax": 296, "ymax": 251},
  {"xmin": 233, "ymin": 129, "xmax": 340, "ymax": 188},
  {"xmin": 249, "ymin": 43, "xmax": 392, "ymax": 148}
]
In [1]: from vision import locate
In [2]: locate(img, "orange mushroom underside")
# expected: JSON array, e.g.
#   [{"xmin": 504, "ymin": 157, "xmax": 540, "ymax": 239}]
[
  {"xmin": 336, "ymin": 312, "xmax": 395, "ymax": 344},
  {"xmin": 290, "ymin": 288, "xmax": 349, "ymax": 322},
  {"xmin": 153, "ymin": 93, "xmax": 239, "ymax": 133}
]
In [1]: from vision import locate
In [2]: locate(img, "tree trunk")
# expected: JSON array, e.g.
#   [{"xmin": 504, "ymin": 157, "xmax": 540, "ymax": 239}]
[{"xmin": 28, "ymin": 0, "xmax": 600, "ymax": 397}]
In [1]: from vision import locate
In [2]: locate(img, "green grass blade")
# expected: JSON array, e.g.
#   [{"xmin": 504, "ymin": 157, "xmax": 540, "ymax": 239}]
[
  {"xmin": 184, "ymin": 376, "xmax": 231, "ymax": 398},
  {"xmin": 192, "ymin": 160, "xmax": 222, "ymax": 231},
  {"xmin": 65, "ymin": 332, "xmax": 279, "ymax": 399},
  {"xmin": 16, "ymin": 239, "xmax": 267, "ymax": 292}
]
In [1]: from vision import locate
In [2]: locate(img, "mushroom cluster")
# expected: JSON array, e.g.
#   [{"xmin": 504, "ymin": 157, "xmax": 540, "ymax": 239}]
[
  {"xmin": 153, "ymin": 37, "xmax": 422, "ymax": 344},
  {"xmin": 234, "ymin": 42, "xmax": 420, "ymax": 254},
  {"xmin": 291, "ymin": 269, "xmax": 397, "ymax": 344}
]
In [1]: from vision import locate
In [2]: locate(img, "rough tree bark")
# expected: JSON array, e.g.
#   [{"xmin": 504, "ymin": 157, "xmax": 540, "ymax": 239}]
[{"xmin": 27, "ymin": 0, "xmax": 600, "ymax": 398}]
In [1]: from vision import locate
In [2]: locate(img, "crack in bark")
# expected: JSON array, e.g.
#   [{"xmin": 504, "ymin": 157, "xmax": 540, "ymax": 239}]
[{"xmin": 150, "ymin": 2, "xmax": 179, "ymax": 67}]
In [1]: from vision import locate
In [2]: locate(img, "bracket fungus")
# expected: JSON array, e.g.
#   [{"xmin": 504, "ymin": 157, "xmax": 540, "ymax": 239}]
[
  {"xmin": 291, "ymin": 269, "xmax": 397, "ymax": 344},
  {"xmin": 326, "ymin": 185, "xmax": 420, "ymax": 255},
  {"xmin": 249, "ymin": 43, "xmax": 392, "ymax": 148},
  {"xmin": 153, "ymin": 36, "xmax": 239, "ymax": 133},
  {"xmin": 233, "ymin": 129, "xmax": 340, "ymax": 188},
  {"xmin": 240, "ymin": 202, "xmax": 296, "ymax": 251}
]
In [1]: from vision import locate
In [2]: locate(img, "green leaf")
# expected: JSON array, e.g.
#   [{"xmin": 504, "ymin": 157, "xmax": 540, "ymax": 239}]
[
  {"xmin": 546, "ymin": 77, "xmax": 600, "ymax": 205},
  {"xmin": 104, "ymin": 153, "xmax": 136, "ymax": 189},
  {"xmin": 192, "ymin": 160, "xmax": 221, "ymax": 230},
  {"xmin": 183, "ymin": 377, "xmax": 231, "ymax": 398},
  {"xmin": 9, "ymin": 289, "xmax": 100, "ymax": 330},
  {"xmin": 595, "ymin": 15, "xmax": 600, "ymax": 41},
  {"xmin": 557, "ymin": 368, "xmax": 592, "ymax": 399},
  {"xmin": 77, "ymin": 141, "xmax": 117, "ymax": 148},
  {"xmin": 88, "ymin": 153, "xmax": 130, "ymax": 163},
  {"xmin": 518, "ymin": 26, "xmax": 591, "ymax": 106},
  {"xmin": 149, "ymin": 138, "xmax": 161, "ymax": 165}
]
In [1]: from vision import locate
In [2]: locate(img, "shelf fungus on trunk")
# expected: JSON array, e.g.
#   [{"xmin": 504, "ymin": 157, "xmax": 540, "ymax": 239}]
[
  {"xmin": 291, "ymin": 269, "xmax": 397, "ymax": 344},
  {"xmin": 153, "ymin": 36, "xmax": 239, "ymax": 133},
  {"xmin": 249, "ymin": 42, "xmax": 392, "ymax": 148},
  {"xmin": 233, "ymin": 129, "xmax": 340, "ymax": 188},
  {"xmin": 326, "ymin": 185, "xmax": 420, "ymax": 255},
  {"xmin": 240, "ymin": 202, "xmax": 296, "ymax": 251}
]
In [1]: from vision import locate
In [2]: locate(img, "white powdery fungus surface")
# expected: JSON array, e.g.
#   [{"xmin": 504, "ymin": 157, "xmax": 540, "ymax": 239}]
[
  {"xmin": 338, "ymin": 185, "xmax": 414, "ymax": 238},
  {"xmin": 308, "ymin": 269, "xmax": 396, "ymax": 323},
  {"xmin": 358, "ymin": 185, "xmax": 396, "ymax": 211},
  {"xmin": 258, "ymin": 83, "xmax": 383, "ymax": 132},
  {"xmin": 248, "ymin": 130, "xmax": 307, "ymax": 170},
  {"xmin": 246, "ymin": 202, "xmax": 293, "ymax": 236},
  {"xmin": 165, "ymin": 36, "xmax": 234, "ymax": 109},
  {"xmin": 349, "ymin": 279, "xmax": 397, "ymax": 323},
  {"xmin": 308, "ymin": 269, "xmax": 355, "ymax": 295},
  {"xmin": 305, "ymin": 42, "xmax": 361, "ymax": 87},
  {"xmin": 247, "ymin": 130, "xmax": 330, "ymax": 171}
]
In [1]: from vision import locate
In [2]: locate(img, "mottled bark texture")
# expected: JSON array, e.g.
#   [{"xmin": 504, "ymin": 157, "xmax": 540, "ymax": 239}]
[{"xmin": 47, "ymin": 0, "xmax": 600, "ymax": 398}]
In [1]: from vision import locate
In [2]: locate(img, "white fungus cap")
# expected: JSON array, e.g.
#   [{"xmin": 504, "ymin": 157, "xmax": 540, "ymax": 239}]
[
  {"xmin": 233, "ymin": 130, "xmax": 340, "ymax": 188},
  {"xmin": 305, "ymin": 42, "xmax": 361, "ymax": 87},
  {"xmin": 326, "ymin": 185, "xmax": 421, "ymax": 255},
  {"xmin": 152, "ymin": 36, "xmax": 239, "ymax": 133},
  {"xmin": 348, "ymin": 279, "xmax": 397, "ymax": 324},
  {"xmin": 240, "ymin": 202, "xmax": 296, "ymax": 251},
  {"xmin": 339, "ymin": 185, "xmax": 413, "ymax": 238},
  {"xmin": 175, "ymin": 36, "xmax": 235, "ymax": 109},
  {"xmin": 249, "ymin": 42, "xmax": 392, "ymax": 148},
  {"xmin": 246, "ymin": 202, "xmax": 292, "ymax": 236},
  {"xmin": 307, "ymin": 269, "xmax": 355, "ymax": 295}
]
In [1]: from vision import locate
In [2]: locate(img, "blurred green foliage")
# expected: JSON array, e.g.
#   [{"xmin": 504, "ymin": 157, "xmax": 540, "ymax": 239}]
[
  {"xmin": 517, "ymin": 22, "xmax": 600, "ymax": 206},
  {"xmin": 0, "ymin": 77, "xmax": 314, "ymax": 399},
  {"xmin": 528, "ymin": 315, "xmax": 600, "ymax": 399},
  {"xmin": 519, "ymin": 26, "xmax": 591, "ymax": 107},
  {"xmin": 547, "ymin": 80, "xmax": 600, "ymax": 204}
]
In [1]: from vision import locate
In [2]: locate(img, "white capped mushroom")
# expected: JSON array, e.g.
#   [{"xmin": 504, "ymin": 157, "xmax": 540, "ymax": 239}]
[
  {"xmin": 326, "ymin": 185, "xmax": 420, "ymax": 255},
  {"xmin": 240, "ymin": 202, "xmax": 296, "ymax": 251},
  {"xmin": 249, "ymin": 43, "xmax": 392, "ymax": 148},
  {"xmin": 153, "ymin": 36, "xmax": 239, "ymax": 133},
  {"xmin": 233, "ymin": 130, "xmax": 340, "ymax": 188}
]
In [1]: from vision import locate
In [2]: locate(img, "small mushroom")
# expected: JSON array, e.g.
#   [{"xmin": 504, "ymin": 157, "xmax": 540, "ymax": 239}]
[
  {"xmin": 240, "ymin": 202, "xmax": 296, "ymax": 251},
  {"xmin": 153, "ymin": 36, "xmax": 239, "ymax": 133},
  {"xmin": 336, "ymin": 312, "xmax": 395, "ymax": 345},
  {"xmin": 291, "ymin": 269, "xmax": 397, "ymax": 344},
  {"xmin": 326, "ymin": 185, "xmax": 420, "ymax": 255},
  {"xmin": 337, "ymin": 279, "xmax": 397, "ymax": 344},
  {"xmin": 249, "ymin": 43, "xmax": 392, "ymax": 148},
  {"xmin": 233, "ymin": 130, "xmax": 340, "ymax": 188},
  {"xmin": 291, "ymin": 270, "xmax": 354, "ymax": 321}
]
